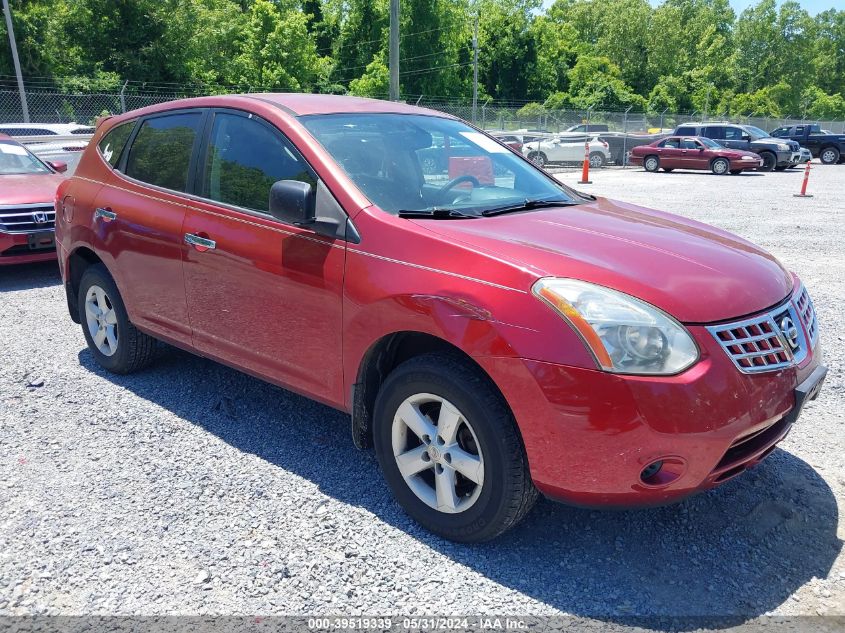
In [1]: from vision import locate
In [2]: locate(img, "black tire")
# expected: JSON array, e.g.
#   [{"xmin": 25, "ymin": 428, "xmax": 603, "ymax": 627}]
[
  {"xmin": 758, "ymin": 151, "xmax": 776, "ymax": 172},
  {"xmin": 528, "ymin": 151, "xmax": 547, "ymax": 167},
  {"xmin": 77, "ymin": 264, "xmax": 156, "ymax": 374},
  {"xmin": 820, "ymin": 146, "xmax": 840, "ymax": 165},
  {"xmin": 643, "ymin": 155, "xmax": 660, "ymax": 172},
  {"xmin": 373, "ymin": 353, "xmax": 537, "ymax": 542},
  {"xmin": 711, "ymin": 157, "xmax": 730, "ymax": 175},
  {"xmin": 662, "ymin": 167, "xmax": 674, "ymax": 172},
  {"xmin": 774, "ymin": 165, "xmax": 788, "ymax": 171},
  {"xmin": 588, "ymin": 152, "xmax": 605, "ymax": 168}
]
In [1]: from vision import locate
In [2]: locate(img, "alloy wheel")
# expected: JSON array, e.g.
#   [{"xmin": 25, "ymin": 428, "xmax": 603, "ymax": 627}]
[
  {"xmin": 391, "ymin": 393, "xmax": 485, "ymax": 514},
  {"xmin": 821, "ymin": 149, "xmax": 837, "ymax": 164},
  {"xmin": 84, "ymin": 285, "xmax": 119, "ymax": 357},
  {"xmin": 644, "ymin": 157, "xmax": 658, "ymax": 172}
]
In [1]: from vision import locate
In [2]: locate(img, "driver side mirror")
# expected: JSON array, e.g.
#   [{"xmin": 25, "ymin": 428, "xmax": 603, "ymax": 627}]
[
  {"xmin": 269, "ymin": 179, "xmax": 342, "ymax": 239},
  {"xmin": 269, "ymin": 180, "xmax": 315, "ymax": 225}
]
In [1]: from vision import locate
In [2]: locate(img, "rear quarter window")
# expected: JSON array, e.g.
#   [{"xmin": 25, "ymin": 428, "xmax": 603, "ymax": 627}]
[{"xmin": 98, "ymin": 121, "xmax": 135, "ymax": 168}]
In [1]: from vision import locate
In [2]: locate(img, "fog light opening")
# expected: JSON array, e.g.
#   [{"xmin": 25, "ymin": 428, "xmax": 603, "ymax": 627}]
[{"xmin": 640, "ymin": 460, "xmax": 664, "ymax": 483}]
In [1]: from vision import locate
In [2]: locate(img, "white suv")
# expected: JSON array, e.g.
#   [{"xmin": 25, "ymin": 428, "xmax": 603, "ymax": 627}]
[{"xmin": 523, "ymin": 135, "xmax": 611, "ymax": 168}]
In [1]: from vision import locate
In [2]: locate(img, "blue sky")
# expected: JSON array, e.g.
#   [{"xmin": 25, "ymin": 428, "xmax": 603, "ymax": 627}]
[{"xmin": 540, "ymin": 0, "xmax": 844, "ymax": 16}]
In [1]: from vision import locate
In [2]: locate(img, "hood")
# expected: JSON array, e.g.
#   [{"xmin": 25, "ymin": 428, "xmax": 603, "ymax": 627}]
[
  {"xmin": 725, "ymin": 149, "xmax": 761, "ymax": 159},
  {"xmin": 415, "ymin": 198, "xmax": 793, "ymax": 323},
  {"xmin": 0, "ymin": 173, "xmax": 65, "ymax": 206}
]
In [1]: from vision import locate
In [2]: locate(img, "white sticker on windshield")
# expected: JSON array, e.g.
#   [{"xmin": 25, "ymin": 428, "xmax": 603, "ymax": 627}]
[
  {"xmin": 0, "ymin": 143, "xmax": 28, "ymax": 156},
  {"xmin": 459, "ymin": 131, "xmax": 509, "ymax": 153}
]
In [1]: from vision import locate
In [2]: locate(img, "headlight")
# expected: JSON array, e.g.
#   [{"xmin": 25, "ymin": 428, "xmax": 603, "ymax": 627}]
[
  {"xmin": 777, "ymin": 143, "xmax": 790, "ymax": 151},
  {"xmin": 532, "ymin": 278, "xmax": 699, "ymax": 375},
  {"xmin": 741, "ymin": 155, "xmax": 755, "ymax": 160}
]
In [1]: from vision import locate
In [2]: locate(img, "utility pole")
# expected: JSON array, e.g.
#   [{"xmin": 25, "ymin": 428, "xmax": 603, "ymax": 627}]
[
  {"xmin": 2, "ymin": 0, "xmax": 29, "ymax": 122},
  {"xmin": 472, "ymin": 14, "xmax": 478, "ymax": 124},
  {"xmin": 389, "ymin": 0, "xmax": 399, "ymax": 101}
]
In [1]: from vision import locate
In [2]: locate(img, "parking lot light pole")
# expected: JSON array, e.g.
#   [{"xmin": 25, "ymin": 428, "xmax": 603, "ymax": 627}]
[{"xmin": 2, "ymin": 0, "xmax": 29, "ymax": 123}]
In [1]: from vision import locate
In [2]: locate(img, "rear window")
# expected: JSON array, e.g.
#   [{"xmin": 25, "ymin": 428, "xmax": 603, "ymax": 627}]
[
  {"xmin": 125, "ymin": 113, "xmax": 202, "ymax": 192},
  {"xmin": 675, "ymin": 126, "xmax": 696, "ymax": 136},
  {"xmin": 98, "ymin": 121, "xmax": 135, "ymax": 168}
]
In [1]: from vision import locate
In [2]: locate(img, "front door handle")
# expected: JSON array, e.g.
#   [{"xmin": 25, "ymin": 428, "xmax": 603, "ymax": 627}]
[
  {"xmin": 184, "ymin": 233, "xmax": 216, "ymax": 252},
  {"xmin": 94, "ymin": 207, "xmax": 117, "ymax": 222}
]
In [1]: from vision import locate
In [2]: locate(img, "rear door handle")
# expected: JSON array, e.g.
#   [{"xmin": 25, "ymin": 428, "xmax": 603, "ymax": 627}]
[
  {"xmin": 94, "ymin": 207, "xmax": 117, "ymax": 222},
  {"xmin": 184, "ymin": 233, "xmax": 216, "ymax": 251}
]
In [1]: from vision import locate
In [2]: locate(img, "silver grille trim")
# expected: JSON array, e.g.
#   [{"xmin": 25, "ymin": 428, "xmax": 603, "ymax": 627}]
[
  {"xmin": 0, "ymin": 203, "xmax": 56, "ymax": 234},
  {"xmin": 707, "ymin": 286, "xmax": 817, "ymax": 374}
]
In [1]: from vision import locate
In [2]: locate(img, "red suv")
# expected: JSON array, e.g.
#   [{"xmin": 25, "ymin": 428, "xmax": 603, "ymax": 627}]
[
  {"xmin": 55, "ymin": 95, "xmax": 826, "ymax": 542},
  {"xmin": 1, "ymin": 134, "xmax": 67, "ymax": 265}
]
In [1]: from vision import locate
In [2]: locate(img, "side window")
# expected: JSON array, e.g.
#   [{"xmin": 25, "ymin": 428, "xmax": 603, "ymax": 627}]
[
  {"xmin": 723, "ymin": 127, "xmax": 742, "ymax": 140},
  {"xmin": 202, "ymin": 112, "xmax": 316, "ymax": 213},
  {"xmin": 97, "ymin": 121, "xmax": 135, "ymax": 168},
  {"xmin": 771, "ymin": 128, "xmax": 786, "ymax": 137},
  {"xmin": 703, "ymin": 126, "xmax": 723, "ymax": 139},
  {"xmin": 125, "ymin": 112, "xmax": 202, "ymax": 192},
  {"xmin": 794, "ymin": 125, "xmax": 805, "ymax": 136},
  {"xmin": 681, "ymin": 138, "xmax": 699, "ymax": 149},
  {"xmin": 675, "ymin": 126, "xmax": 696, "ymax": 136}
]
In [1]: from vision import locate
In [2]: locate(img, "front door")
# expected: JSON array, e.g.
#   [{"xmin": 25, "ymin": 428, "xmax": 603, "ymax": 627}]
[
  {"xmin": 181, "ymin": 110, "xmax": 346, "ymax": 405},
  {"xmin": 680, "ymin": 138, "xmax": 708, "ymax": 169},
  {"xmin": 92, "ymin": 110, "xmax": 204, "ymax": 341}
]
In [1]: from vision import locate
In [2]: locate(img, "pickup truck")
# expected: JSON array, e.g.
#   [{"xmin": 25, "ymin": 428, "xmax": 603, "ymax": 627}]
[{"xmin": 770, "ymin": 123, "xmax": 845, "ymax": 164}]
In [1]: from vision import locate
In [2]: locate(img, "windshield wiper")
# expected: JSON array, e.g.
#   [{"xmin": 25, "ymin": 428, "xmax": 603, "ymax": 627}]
[
  {"xmin": 397, "ymin": 208, "xmax": 477, "ymax": 219},
  {"xmin": 480, "ymin": 198, "xmax": 581, "ymax": 217}
]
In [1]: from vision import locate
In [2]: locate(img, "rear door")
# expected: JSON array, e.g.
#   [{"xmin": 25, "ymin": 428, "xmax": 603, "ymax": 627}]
[
  {"xmin": 655, "ymin": 137, "xmax": 683, "ymax": 168},
  {"xmin": 91, "ymin": 110, "xmax": 204, "ymax": 341},
  {"xmin": 180, "ymin": 109, "xmax": 346, "ymax": 403}
]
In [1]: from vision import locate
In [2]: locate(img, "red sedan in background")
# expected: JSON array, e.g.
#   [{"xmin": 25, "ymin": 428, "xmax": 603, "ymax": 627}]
[
  {"xmin": 0, "ymin": 134, "xmax": 67, "ymax": 265},
  {"xmin": 630, "ymin": 135, "xmax": 763, "ymax": 174}
]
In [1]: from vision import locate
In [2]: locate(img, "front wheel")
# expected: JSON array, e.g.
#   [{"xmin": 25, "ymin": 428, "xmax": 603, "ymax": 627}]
[
  {"xmin": 711, "ymin": 158, "xmax": 730, "ymax": 175},
  {"xmin": 643, "ymin": 155, "xmax": 660, "ymax": 172},
  {"xmin": 758, "ymin": 151, "xmax": 776, "ymax": 172},
  {"xmin": 820, "ymin": 147, "xmax": 840, "ymax": 165},
  {"xmin": 373, "ymin": 354, "xmax": 537, "ymax": 542},
  {"xmin": 78, "ymin": 264, "xmax": 156, "ymax": 374}
]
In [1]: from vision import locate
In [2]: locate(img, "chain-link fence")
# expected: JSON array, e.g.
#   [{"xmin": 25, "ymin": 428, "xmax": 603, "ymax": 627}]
[{"xmin": 3, "ymin": 88, "xmax": 845, "ymax": 135}]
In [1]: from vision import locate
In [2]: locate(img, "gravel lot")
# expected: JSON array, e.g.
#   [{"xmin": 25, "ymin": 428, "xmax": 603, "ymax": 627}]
[{"xmin": 1, "ymin": 162, "xmax": 843, "ymax": 625}]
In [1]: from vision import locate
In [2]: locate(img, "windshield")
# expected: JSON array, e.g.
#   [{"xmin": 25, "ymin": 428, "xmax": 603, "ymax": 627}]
[
  {"xmin": 742, "ymin": 125, "xmax": 770, "ymax": 139},
  {"xmin": 699, "ymin": 137, "xmax": 723, "ymax": 149},
  {"xmin": 299, "ymin": 113, "xmax": 576, "ymax": 215},
  {"xmin": 0, "ymin": 141, "xmax": 51, "ymax": 175}
]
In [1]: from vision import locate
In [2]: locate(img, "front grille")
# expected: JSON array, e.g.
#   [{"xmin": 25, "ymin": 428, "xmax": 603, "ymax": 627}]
[
  {"xmin": 795, "ymin": 286, "xmax": 818, "ymax": 347},
  {"xmin": 0, "ymin": 204, "xmax": 56, "ymax": 233},
  {"xmin": 707, "ymin": 287, "xmax": 813, "ymax": 374},
  {"xmin": 788, "ymin": 140, "xmax": 799, "ymax": 151}
]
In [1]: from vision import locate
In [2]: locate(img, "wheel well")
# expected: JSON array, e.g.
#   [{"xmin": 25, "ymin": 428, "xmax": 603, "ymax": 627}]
[
  {"xmin": 65, "ymin": 247, "xmax": 103, "ymax": 323},
  {"xmin": 351, "ymin": 331, "xmax": 504, "ymax": 449}
]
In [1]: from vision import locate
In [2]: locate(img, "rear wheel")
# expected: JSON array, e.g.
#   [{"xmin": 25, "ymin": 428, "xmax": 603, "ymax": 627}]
[
  {"xmin": 373, "ymin": 354, "xmax": 537, "ymax": 542},
  {"xmin": 589, "ymin": 152, "xmax": 605, "ymax": 168},
  {"xmin": 528, "ymin": 152, "xmax": 547, "ymax": 167},
  {"xmin": 643, "ymin": 155, "xmax": 660, "ymax": 172},
  {"xmin": 758, "ymin": 151, "xmax": 776, "ymax": 172},
  {"xmin": 78, "ymin": 265, "xmax": 156, "ymax": 374},
  {"xmin": 820, "ymin": 147, "xmax": 840, "ymax": 165},
  {"xmin": 711, "ymin": 158, "xmax": 730, "ymax": 175}
]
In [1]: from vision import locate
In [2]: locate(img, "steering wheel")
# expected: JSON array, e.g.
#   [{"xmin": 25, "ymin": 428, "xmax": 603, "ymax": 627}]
[{"xmin": 438, "ymin": 175, "xmax": 481, "ymax": 195}]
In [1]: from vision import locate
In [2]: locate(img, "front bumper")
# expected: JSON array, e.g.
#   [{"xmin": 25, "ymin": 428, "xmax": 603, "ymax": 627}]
[
  {"xmin": 730, "ymin": 158, "xmax": 763, "ymax": 170},
  {"xmin": 775, "ymin": 149, "xmax": 795, "ymax": 167},
  {"xmin": 478, "ymin": 295, "xmax": 825, "ymax": 508},
  {"xmin": 0, "ymin": 230, "xmax": 57, "ymax": 265}
]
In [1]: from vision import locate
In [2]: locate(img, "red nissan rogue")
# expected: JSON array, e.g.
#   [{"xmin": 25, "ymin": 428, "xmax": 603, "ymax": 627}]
[{"xmin": 55, "ymin": 95, "xmax": 826, "ymax": 542}]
